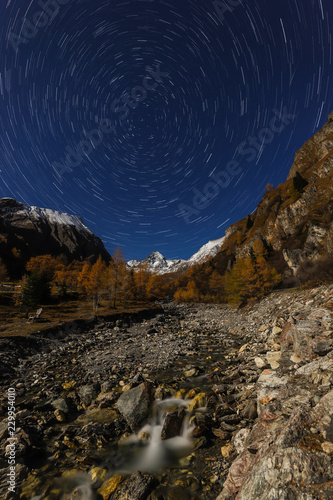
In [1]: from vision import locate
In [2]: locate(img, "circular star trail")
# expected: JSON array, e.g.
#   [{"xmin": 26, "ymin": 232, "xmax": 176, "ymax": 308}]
[{"xmin": 0, "ymin": 0, "xmax": 333, "ymax": 260}]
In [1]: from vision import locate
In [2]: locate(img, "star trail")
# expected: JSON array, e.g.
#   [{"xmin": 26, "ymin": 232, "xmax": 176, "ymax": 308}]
[{"xmin": 0, "ymin": 0, "xmax": 332, "ymax": 260}]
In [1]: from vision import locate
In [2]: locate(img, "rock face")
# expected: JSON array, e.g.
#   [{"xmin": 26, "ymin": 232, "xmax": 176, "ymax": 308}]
[
  {"xmin": 0, "ymin": 198, "xmax": 111, "ymax": 277},
  {"xmin": 208, "ymin": 111, "xmax": 333, "ymax": 283},
  {"xmin": 287, "ymin": 111, "xmax": 333, "ymax": 180},
  {"xmin": 216, "ymin": 285, "xmax": 333, "ymax": 500}
]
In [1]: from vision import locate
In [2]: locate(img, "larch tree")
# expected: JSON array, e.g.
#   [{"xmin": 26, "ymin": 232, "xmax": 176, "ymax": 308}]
[
  {"xmin": 225, "ymin": 240, "xmax": 281, "ymax": 305},
  {"xmin": 109, "ymin": 247, "xmax": 127, "ymax": 308}
]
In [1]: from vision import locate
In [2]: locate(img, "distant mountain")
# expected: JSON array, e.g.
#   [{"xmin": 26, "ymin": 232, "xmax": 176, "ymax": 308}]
[
  {"xmin": 127, "ymin": 251, "xmax": 186, "ymax": 274},
  {"xmin": 0, "ymin": 198, "xmax": 111, "ymax": 278},
  {"xmin": 127, "ymin": 237, "xmax": 226, "ymax": 274}
]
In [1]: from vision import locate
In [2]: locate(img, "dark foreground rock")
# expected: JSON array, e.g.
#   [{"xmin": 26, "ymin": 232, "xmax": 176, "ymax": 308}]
[{"xmin": 116, "ymin": 381, "xmax": 155, "ymax": 431}]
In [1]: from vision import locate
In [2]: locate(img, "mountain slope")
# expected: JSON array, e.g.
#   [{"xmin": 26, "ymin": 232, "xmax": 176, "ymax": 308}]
[
  {"xmin": 0, "ymin": 198, "xmax": 111, "ymax": 278},
  {"xmin": 187, "ymin": 237, "xmax": 226, "ymax": 265},
  {"xmin": 208, "ymin": 111, "xmax": 333, "ymax": 283}
]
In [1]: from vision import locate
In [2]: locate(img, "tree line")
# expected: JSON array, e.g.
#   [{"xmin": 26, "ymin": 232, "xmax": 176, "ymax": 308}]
[{"xmin": 16, "ymin": 248, "xmax": 172, "ymax": 314}]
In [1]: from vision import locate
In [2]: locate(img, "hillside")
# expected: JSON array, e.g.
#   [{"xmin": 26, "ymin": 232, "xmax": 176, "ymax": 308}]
[
  {"xmin": 206, "ymin": 111, "xmax": 333, "ymax": 286},
  {"xmin": 0, "ymin": 198, "xmax": 111, "ymax": 278}
]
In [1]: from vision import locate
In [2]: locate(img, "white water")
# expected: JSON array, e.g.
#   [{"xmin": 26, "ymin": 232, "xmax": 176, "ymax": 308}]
[
  {"xmin": 116, "ymin": 397, "xmax": 198, "ymax": 473},
  {"xmin": 31, "ymin": 396, "xmax": 205, "ymax": 498}
]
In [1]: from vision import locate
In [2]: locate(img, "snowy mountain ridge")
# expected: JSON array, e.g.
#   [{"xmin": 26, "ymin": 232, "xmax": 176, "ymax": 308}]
[
  {"xmin": 127, "ymin": 237, "xmax": 226, "ymax": 274},
  {"xmin": 0, "ymin": 198, "xmax": 92, "ymax": 234}
]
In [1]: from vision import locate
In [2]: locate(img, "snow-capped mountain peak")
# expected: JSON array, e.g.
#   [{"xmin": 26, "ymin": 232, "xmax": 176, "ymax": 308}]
[{"xmin": 127, "ymin": 236, "xmax": 226, "ymax": 274}]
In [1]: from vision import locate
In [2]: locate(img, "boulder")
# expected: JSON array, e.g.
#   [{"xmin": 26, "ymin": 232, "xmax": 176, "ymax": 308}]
[
  {"xmin": 114, "ymin": 471, "xmax": 157, "ymax": 500},
  {"xmin": 116, "ymin": 381, "xmax": 154, "ymax": 430},
  {"xmin": 256, "ymin": 370, "xmax": 288, "ymax": 414},
  {"xmin": 161, "ymin": 408, "xmax": 186, "ymax": 440}
]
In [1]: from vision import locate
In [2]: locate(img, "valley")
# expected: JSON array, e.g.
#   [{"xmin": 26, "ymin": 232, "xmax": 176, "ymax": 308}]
[{"xmin": 1, "ymin": 285, "xmax": 333, "ymax": 499}]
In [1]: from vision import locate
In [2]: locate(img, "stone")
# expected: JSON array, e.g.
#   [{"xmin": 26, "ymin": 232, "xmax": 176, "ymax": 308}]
[
  {"xmin": 101, "ymin": 380, "xmax": 113, "ymax": 392},
  {"xmin": 184, "ymin": 368, "xmax": 198, "ymax": 377},
  {"xmin": 242, "ymin": 400, "xmax": 258, "ymax": 420},
  {"xmin": 266, "ymin": 351, "xmax": 281, "ymax": 369},
  {"xmin": 321, "ymin": 441, "xmax": 333, "ymax": 454},
  {"xmin": 98, "ymin": 475, "xmax": 124, "ymax": 500},
  {"xmin": 116, "ymin": 381, "xmax": 154, "ymax": 430},
  {"xmin": 114, "ymin": 471, "xmax": 157, "ymax": 500},
  {"xmin": 151, "ymin": 485, "xmax": 191, "ymax": 500},
  {"xmin": 0, "ymin": 419, "xmax": 8, "ymax": 440},
  {"xmin": 238, "ymin": 344, "xmax": 248, "ymax": 354},
  {"xmin": 254, "ymin": 357, "xmax": 266, "ymax": 369},
  {"xmin": 290, "ymin": 354, "xmax": 301, "ymax": 363},
  {"xmin": 54, "ymin": 409, "xmax": 66, "ymax": 422},
  {"xmin": 296, "ymin": 351, "xmax": 333, "ymax": 376},
  {"xmin": 96, "ymin": 391, "xmax": 116, "ymax": 408},
  {"xmin": 233, "ymin": 428, "xmax": 251, "ymax": 455},
  {"xmin": 256, "ymin": 370, "xmax": 288, "ymax": 413},
  {"xmin": 311, "ymin": 339, "xmax": 333, "ymax": 356},
  {"xmin": 221, "ymin": 443, "xmax": 232, "ymax": 458},
  {"xmin": 272, "ymin": 326, "xmax": 282, "ymax": 335},
  {"xmin": 90, "ymin": 467, "xmax": 107, "ymax": 486},
  {"xmin": 192, "ymin": 436, "xmax": 207, "ymax": 450},
  {"xmin": 238, "ymin": 447, "xmax": 333, "ymax": 499},
  {"xmin": 188, "ymin": 392, "xmax": 206, "ymax": 411},
  {"xmin": 161, "ymin": 408, "xmax": 186, "ymax": 440},
  {"xmin": 51, "ymin": 398, "xmax": 69, "ymax": 413},
  {"xmin": 78, "ymin": 384, "xmax": 100, "ymax": 405}
]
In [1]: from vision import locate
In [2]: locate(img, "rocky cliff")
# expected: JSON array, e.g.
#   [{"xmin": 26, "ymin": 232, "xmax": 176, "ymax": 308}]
[
  {"xmin": 0, "ymin": 198, "xmax": 111, "ymax": 278},
  {"xmin": 210, "ymin": 111, "xmax": 333, "ymax": 283}
]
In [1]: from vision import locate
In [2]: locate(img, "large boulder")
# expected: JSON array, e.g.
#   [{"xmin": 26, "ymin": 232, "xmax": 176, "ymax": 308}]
[
  {"xmin": 116, "ymin": 381, "xmax": 155, "ymax": 431},
  {"xmin": 114, "ymin": 471, "xmax": 157, "ymax": 500}
]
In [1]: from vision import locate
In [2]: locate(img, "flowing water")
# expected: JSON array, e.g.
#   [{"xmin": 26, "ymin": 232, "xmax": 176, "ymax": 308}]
[{"xmin": 18, "ymin": 327, "xmax": 237, "ymax": 499}]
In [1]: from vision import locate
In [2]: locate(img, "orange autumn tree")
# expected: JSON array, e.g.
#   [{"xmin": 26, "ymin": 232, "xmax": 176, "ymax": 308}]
[
  {"xmin": 26, "ymin": 255, "xmax": 62, "ymax": 281},
  {"xmin": 146, "ymin": 273, "xmax": 167, "ymax": 300},
  {"xmin": 174, "ymin": 279, "xmax": 200, "ymax": 302},
  {"xmin": 77, "ymin": 257, "xmax": 109, "ymax": 311},
  {"xmin": 225, "ymin": 240, "xmax": 281, "ymax": 305},
  {"xmin": 53, "ymin": 260, "xmax": 84, "ymax": 299},
  {"xmin": 208, "ymin": 271, "xmax": 225, "ymax": 303},
  {"xmin": 134, "ymin": 262, "xmax": 150, "ymax": 301},
  {"xmin": 109, "ymin": 247, "xmax": 127, "ymax": 308}
]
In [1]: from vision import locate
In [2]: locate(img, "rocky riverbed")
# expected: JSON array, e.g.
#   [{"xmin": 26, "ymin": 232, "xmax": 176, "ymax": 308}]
[{"xmin": 0, "ymin": 285, "xmax": 333, "ymax": 499}]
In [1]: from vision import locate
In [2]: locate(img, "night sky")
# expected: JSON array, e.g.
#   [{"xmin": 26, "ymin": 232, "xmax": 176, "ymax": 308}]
[{"xmin": 0, "ymin": 0, "xmax": 332, "ymax": 261}]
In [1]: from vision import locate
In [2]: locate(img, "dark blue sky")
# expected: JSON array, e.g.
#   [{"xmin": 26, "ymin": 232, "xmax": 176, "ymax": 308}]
[{"xmin": 0, "ymin": 0, "xmax": 332, "ymax": 260}]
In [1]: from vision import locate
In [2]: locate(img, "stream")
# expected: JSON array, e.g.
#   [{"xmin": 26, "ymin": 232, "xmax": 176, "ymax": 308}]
[{"xmin": 0, "ymin": 304, "xmax": 245, "ymax": 500}]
